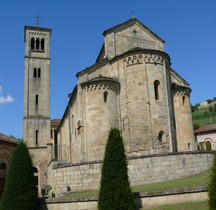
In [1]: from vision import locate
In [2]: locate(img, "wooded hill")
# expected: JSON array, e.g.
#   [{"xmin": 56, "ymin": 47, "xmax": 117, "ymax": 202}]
[{"xmin": 192, "ymin": 97, "xmax": 216, "ymax": 130}]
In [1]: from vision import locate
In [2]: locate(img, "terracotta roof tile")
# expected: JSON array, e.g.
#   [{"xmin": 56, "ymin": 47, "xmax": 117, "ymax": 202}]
[
  {"xmin": 194, "ymin": 124, "xmax": 216, "ymax": 134},
  {"xmin": 51, "ymin": 119, "xmax": 61, "ymax": 125},
  {"xmin": 0, "ymin": 132, "xmax": 19, "ymax": 144}
]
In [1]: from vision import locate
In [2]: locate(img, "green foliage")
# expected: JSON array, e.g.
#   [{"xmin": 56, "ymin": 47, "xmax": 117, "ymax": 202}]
[
  {"xmin": 0, "ymin": 142, "xmax": 37, "ymax": 210},
  {"xmin": 208, "ymin": 152, "xmax": 216, "ymax": 209},
  {"xmin": 98, "ymin": 128, "xmax": 135, "ymax": 210},
  {"xmin": 192, "ymin": 106, "xmax": 216, "ymax": 127},
  {"xmin": 207, "ymin": 99, "xmax": 213, "ymax": 104},
  {"xmin": 193, "ymin": 123, "xmax": 200, "ymax": 131}
]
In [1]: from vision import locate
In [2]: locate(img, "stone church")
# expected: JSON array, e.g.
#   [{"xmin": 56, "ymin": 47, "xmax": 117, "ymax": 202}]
[{"xmin": 23, "ymin": 17, "xmax": 195, "ymax": 196}]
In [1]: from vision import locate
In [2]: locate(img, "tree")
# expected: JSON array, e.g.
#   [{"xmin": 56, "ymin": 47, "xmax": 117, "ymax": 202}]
[
  {"xmin": 98, "ymin": 128, "xmax": 135, "ymax": 210},
  {"xmin": 208, "ymin": 152, "xmax": 216, "ymax": 209},
  {"xmin": 0, "ymin": 142, "xmax": 37, "ymax": 210}
]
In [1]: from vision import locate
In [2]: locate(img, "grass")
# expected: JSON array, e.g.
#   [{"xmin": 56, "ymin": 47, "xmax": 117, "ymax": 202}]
[
  {"xmin": 142, "ymin": 201, "xmax": 208, "ymax": 210},
  {"xmin": 61, "ymin": 170, "xmax": 210, "ymax": 199},
  {"xmin": 132, "ymin": 170, "xmax": 210, "ymax": 193},
  {"xmin": 192, "ymin": 106, "xmax": 216, "ymax": 127}
]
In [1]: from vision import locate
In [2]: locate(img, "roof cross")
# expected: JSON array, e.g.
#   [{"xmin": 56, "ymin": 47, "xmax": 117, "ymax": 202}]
[
  {"xmin": 131, "ymin": 10, "xmax": 136, "ymax": 18},
  {"xmin": 34, "ymin": 14, "xmax": 42, "ymax": 27}
]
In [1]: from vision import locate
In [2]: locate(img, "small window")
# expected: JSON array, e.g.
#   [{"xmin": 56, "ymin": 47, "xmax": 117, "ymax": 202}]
[
  {"xmin": 38, "ymin": 68, "xmax": 41, "ymax": 78},
  {"xmin": 36, "ymin": 130, "xmax": 38, "ymax": 145},
  {"xmin": 36, "ymin": 38, "xmax": 40, "ymax": 50},
  {"xmin": 31, "ymin": 37, "xmax": 35, "ymax": 50},
  {"xmin": 50, "ymin": 129, "xmax": 53, "ymax": 139},
  {"xmin": 188, "ymin": 143, "xmax": 190, "ymax": 150},
  {"xmin": 158, "ymin": 131, "xmax": 164, "ymax": 142},
  {"xmin": 154, "ymin": 80, "xmax": 160, "ymax": 100},
  {"xmin": 41, "ymin": 39, "xmax": 45, "ymax": 51},
  {"xmin": 182, "ymin": 96, "xmax": 185, "ymax": 106},
  {"xmin": 33, "ymin": 68, "xmax": 37, "ymax": 78},
  {"xmin": 104, "ymin": 91, "xmax": 108, "ymax": 103},
  {"xmin": 35, "ymin": 94, "xmax": 39, "ymax": 107}
]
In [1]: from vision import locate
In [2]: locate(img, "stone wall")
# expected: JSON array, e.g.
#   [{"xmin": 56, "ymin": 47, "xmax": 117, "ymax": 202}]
[
  {"xmin": 48, "ymin": 151, "xmax": 213, "ymax": 195},
  {"xmin": 39, "ymin": 186, "xmax": 208, "ymax": 210}
]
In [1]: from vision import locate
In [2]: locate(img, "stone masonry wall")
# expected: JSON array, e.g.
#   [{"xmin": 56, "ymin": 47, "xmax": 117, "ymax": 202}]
[{"xmin": 48, "ymin": 151, "xmax": 213, "ymax": 195}]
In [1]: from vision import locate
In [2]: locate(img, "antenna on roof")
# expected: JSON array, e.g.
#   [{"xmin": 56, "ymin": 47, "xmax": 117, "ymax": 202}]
[{"xmin": 34, "ymin": 13, "xmax": 42, "ymax": 27}]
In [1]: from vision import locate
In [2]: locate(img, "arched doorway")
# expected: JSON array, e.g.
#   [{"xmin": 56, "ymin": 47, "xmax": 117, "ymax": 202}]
[{"xmin": 0, "ymin": 162, "xmax": 7, "ymax": 198}]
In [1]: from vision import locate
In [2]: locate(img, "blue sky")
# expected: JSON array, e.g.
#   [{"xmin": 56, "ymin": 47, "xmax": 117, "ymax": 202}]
[{"xmin": 0, "ymin": 0, "xmax": 215, "ymax": 139}]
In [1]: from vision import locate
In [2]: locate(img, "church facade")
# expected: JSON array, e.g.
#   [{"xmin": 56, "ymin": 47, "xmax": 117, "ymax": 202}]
[
  {"xmin": 56, "ymin": 17, "xmax": 195, "ymax": 164},
  {"xmin": 23, "ymin": 17, "xmax": 195, "ymax": 195}
]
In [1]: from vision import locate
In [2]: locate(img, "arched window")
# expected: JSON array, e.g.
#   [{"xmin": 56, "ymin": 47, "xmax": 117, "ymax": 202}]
[
  {"xmin": 158, "ymin": 131, "xmax": 164, "ymax": 142},
  {"xmin": 35, "ymin": 94, "xmax": 39, "ymax": 108},
  {"xmin": 36, "ymin": 38, "xmax": 40, "ymax": 50},
  {"xmin": 41, "ymin": 39, "xmax": 45, "ymax": 51},
  {"xmin": 206, "ymin": 141, "xmax": 212, "ymax": 150},
  {"xmin": 154, "ymin": 80, "xmax": 160, "ymax": 100},
  {"xmin": 38, "ymin": 68, "xmax": 41, "ymax": 78},
  {"xmin": 182, "ymin": 96, "xmax": 185, "ymax": 106},
  {"xmin": 33, "ymin": 68, "xmax": 37, "ymax": 78},
  {"xmin": 188, "ymin": 143, "xmax": 191, "ymax": 150},
  {"xmin": 35, "ymin": 130, "xmax": 39, "ymax": 145},
  {"xmin": 31, "ymin": 37, "xmax": 35, "ymax": 50},
  {"xmin": 104, "ymin": 91, "xmax": 108, "ymax": 103}
]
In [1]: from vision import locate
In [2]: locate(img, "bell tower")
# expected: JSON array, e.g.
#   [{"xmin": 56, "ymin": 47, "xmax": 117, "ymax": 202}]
[{"xmin": 23, "ymin": 25, "xmax": 52, "ymax": 196}]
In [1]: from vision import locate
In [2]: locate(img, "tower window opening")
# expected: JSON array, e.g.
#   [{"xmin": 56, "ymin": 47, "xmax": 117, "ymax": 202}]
[
  {"xmin": 36, "ymin": 38, "xmax": 40, "ymax": 50},
  {"xmin": 158, "ymin": 131, "xmax": 164, "ymax": 142},
  {"xmin": 31, "ymin": 37, "xmax": 35, "ymax": 50},
  {"xmin": 33, "ymin": 68, "xmax": 37, "ymax": 78},
  {"xmin": 154, "ymin": 80, "xmax": 160, "ymax": 100},
  {"xmin": 35, "ymin": 94, "xmax": 39, "ymax": 108},
  {"xmin": 104, "ymin": 91, "xmax": 108, "ymax": 103},
  {"xmin": 41, "ymin": 39, "xmax": 45, "ymax": 51},
  {"xmin": 36, "ymin": 130, "xmax": 39, "ymax": 145},
  {"xmin": 38, "ymin": 68, "xmax": 41, "ymax": 78}
]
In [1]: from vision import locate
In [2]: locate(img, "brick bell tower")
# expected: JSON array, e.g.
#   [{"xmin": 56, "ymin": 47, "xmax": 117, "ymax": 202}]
[{"xmin": 23, "ymin": 22, "xmax": 51, "ymax": 196}]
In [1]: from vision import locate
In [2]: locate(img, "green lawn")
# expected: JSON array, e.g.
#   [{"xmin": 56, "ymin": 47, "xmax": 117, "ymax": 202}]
[
  {"xmin": 132, "ymin": 170, "xmax": 210, "ymax": 193},
  {"xmin": 142, "ymin": 201, "xmax": 208, "ymax": 210},
  {"xmin": 61, "ymin": 170, "xmax": 210, "ymax": 199}
]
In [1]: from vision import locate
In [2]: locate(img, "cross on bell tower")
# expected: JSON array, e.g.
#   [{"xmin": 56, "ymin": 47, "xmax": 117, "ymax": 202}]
[{"xmin": 34, "ymin": 14, "xmax": 42, "ymax": 27}]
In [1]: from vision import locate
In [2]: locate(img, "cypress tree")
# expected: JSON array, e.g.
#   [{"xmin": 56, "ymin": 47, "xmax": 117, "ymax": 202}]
[
  {"xmin": 98, "ymin": 127, "xmax": 135, "ymax": 210},
  {"xmin": 208, "ymin": 151, "xmax": 216, "ymax": 209},
  {"xmin": 0, "ymin": 142, "xmax": 37, "ymax": 210}
]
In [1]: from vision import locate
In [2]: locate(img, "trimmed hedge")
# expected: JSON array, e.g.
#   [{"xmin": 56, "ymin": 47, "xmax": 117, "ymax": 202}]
[
  {"xmin": 98, "ymin": 128, "xmax": 135, "ymax": 210},
  {"xmin": 208, "ymin": 151, "xmax": 216, "ymax": 209},
  {"xmin": 0, "ymin": 142, "xmax": 37, "ymax": 210}
]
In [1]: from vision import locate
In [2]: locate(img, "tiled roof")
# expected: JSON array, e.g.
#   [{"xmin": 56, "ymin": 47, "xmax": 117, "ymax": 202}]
[
  {"xmin": 194, "ymin": 124, "xmax": 216, "ymax": 134},
  {"xmin": 51, "ymin": 119, "xmax": 61, "ymax": 125},
  {"xmin": 0, "ymin": 132, "xmax": 19, "ymax": 144}
]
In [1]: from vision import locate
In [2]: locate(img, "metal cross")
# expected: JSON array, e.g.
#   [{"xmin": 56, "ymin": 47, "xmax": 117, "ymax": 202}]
[
  {"xmin": 131, "ymin": 10, "xmax": 136, "ymax": 18},
  {"xmin": 34, "ymin": 14, "xmax": 42, "ymax": 27}
]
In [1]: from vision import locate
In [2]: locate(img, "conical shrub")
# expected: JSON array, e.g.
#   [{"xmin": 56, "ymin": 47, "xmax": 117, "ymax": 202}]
[
  {"xmin": 98, "ymin": 127, "xmax": 135, "ymax": 210},
  {"xmin": 0, "ymin": 142, "xmax": 37, "ymax": 210}
]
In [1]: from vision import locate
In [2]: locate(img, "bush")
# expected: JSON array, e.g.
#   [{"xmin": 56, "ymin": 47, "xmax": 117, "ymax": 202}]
[
  {"xmin": 0, "ymin": 142, "xmax": 37, "ymax": 210},
  {"xmin": 208, "ymin": 152, "xmax": 216, "ymax": 209},
  {"xmin": 98, "ymin": 128, "xmax": 135, "ymax": 210}
]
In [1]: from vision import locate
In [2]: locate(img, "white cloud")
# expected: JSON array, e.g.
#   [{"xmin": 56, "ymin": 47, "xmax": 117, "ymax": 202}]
[
  {"xmin": 0, "ymin": 95, "xmax": 15, "ymax": 104},
  {"xmin": 0, "ymin": 86, "xmax": 15, "ymax": 104}
]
